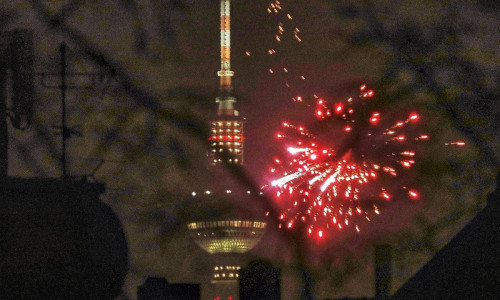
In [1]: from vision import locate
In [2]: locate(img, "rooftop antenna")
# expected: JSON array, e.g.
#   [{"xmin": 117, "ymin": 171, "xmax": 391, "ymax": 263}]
[
  {"xmin": 40, "ymin": 0, "xmax": 105, "ymax": 178},
  {"xmin": 40, "ymin": 44, "xmax": 104, "ymax": 178}
]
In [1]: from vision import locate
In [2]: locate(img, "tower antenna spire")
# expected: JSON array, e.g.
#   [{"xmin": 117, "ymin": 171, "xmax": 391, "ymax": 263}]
[
  {"xmin": 216, "ymin": 0, "xmax": 236, "ymax": 116},
  {"xmin": 219, "ymin": 0, "xmax": 234, "ymax": 91}
]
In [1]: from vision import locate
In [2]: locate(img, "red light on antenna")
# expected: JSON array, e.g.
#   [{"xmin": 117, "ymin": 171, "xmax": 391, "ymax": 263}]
[
  {"xmin": 344, "ymin": 125, "xmax": 352, "ymax": 132},
  {"xmin": 409, "ymin": 190, "xmax": 419, "ymax": 200}
]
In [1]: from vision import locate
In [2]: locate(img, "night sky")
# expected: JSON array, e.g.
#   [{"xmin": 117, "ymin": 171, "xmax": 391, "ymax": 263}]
[{"xmin": 2, "ymin": 0, "xmax": 499, "ymax": 299}]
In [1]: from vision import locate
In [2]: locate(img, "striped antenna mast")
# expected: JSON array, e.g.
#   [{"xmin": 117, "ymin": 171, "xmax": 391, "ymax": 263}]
[{"xmin": 216, "ymin": 0, "xmax": 237, "ymax": 116}]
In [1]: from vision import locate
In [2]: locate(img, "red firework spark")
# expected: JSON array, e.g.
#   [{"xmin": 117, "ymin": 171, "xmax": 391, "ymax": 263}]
[{"xmin": 266, "ymin": 85, "xmax": 435, "ymax": 239}]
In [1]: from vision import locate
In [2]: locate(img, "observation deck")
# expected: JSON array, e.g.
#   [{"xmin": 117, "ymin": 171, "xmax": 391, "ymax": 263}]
[{"xmin": 187, "ymin": 220, "xmax": 266, "ymax": 254}]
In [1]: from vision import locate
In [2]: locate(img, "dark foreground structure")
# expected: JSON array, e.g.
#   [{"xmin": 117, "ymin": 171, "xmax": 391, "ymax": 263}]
[
  {"xmin": 1, "ymin": 29, "xmax": 128, "ymax": 299},
  {"xmin": 374, "ymin": 244, "xmax": 392, "ymax": 299},
  {"xmin": 137, "ymin": 277, "xmax": 200, "ymax": 300},
  {"xmin": 239, "ymin": 260, "xmax": 281, "ymax": 300},
  {"xmin": 0, "ymin": 177, "xmax": 128, "ymax": 300},
  {"xmin": 392, "ymin": 172, "xmax": 500, "ymax": 299},
  {"xmin": 327, "ymin": 172, "xmax": 500, "ymax": 300}
]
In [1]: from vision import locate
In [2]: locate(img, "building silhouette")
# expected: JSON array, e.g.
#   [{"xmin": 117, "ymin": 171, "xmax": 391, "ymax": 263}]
[
  {"xmin": 239, "ymin": 260, "xmax": 281, "ymax": 300},
  {"xmin": 1, "ymin": 29, "xmax": 128, "ymax": 300},
  {"xmin": 392, "ymin": 172, "xmax": 500, "ymax": 299},
  {"xmin": 138, "ymin": 277, "xmax": 200, "ymax": 300},
  {"xmin": 323, "ymin": 172, "xmax": 500, "ymax": 300},
  {"xmin": 0, "ymin": 177, "xmax": 128, "ymax": 300}
]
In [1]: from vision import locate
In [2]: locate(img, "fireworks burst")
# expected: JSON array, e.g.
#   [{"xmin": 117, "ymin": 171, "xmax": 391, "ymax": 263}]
[
  {"xmin": 266, "ymin": 85, "xmax": 436, "ymax": 239},
  {"xmin": 249, "ymin": 2, "xmax": 466, "ymax": 239}
]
